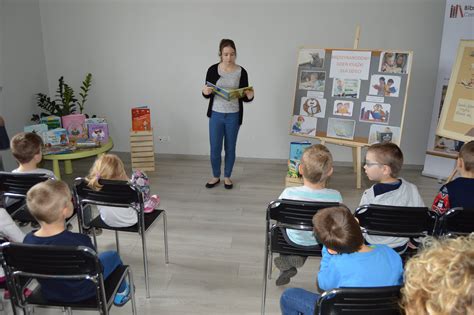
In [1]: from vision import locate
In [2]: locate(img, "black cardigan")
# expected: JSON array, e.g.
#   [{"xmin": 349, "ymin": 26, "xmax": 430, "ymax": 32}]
[{"xmin": 202, "ymin": 63, "xmax": 253, "ymax": 125}]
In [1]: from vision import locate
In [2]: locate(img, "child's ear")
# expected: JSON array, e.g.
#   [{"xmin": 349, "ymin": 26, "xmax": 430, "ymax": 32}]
[
  {"xmin": 327, "ymin": 167, "xmax": 334, "ymax": 178},
  {"xmin": 457, "ymin": 158, "xmax": 464, "ymax": 171},
  {"xmin": 298, "ymin": 163, "xmax": 304, "ymax": 176},
  {"xmin": 327, "ymin": 248, "xmax": 338, "ymax": 255}
]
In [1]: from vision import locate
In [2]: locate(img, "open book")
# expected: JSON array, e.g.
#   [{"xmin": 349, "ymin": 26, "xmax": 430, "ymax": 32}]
[{"xmin": 206, "ymin": 81, "xmax": 253, "ymax": 101}]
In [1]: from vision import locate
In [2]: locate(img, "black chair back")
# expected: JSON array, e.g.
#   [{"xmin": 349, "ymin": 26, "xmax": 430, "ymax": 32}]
[
  {"xmin": 74, "ymin": 177, "xmax": 143, "ymax": 208},
  {"xmin": 268, "ymin": 199, "xmax": 340, "ymax": 227},
  {"xmin": 316, "ymin": 285, "xmax": 402, "ymax": 315},
  {"xmin": 1, "ymin": 242, "xmax": 100, "ymax": 277},
  {"xmin": 442, "ymin": 207, "xmax": 474, "ymax": 236},
  {"xmin": 0, "ymin": 172, "xmax": 52, "ymax": 199},
  {"xmin": 355, "ymin": 204, "xmax": 438, "ymax": 237}
]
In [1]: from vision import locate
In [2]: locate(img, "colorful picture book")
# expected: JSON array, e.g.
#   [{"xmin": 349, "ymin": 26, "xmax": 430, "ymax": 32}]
[
  {"xmin": 40, "ymin": 116, "xmax": 62, "ymax": 130},
  {"xmin": 131, "ymin": 106, "xmax": 151, "ymax": 131},
  {"xmin": 42, "ymin": 145, "xmax": 74, "ymax": 155},
  {"xmin": 206, "ymin": 81, "xmax": 253, "ymax": 101},
  {"xmin": 43, "ymin": 128, "xmax": 69, "ymax": 146},
  {"xmin": 24, "ymin": 124, "xmax": 48, "ymax": 135},
  {"xmin": 288, "ymin": 141, "xmax": 311, "ymax": 178},
  {"xmin": 87, "ymin": 122, "xmax": 109, "ymax": 143},
  {"xmin": 62, "ymin": 114, "xmax": 87, "ymax": 141}
]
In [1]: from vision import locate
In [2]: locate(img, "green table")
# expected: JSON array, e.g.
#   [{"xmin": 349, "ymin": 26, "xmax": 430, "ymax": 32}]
[{"xmin": 43, "ymin": 138, "xmax": 114, "ymax": 179}]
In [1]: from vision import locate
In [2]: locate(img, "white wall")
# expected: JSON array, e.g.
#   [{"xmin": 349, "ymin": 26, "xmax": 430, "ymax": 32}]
[
  {"xmin": 37, "ymin": 0, "xmax": 444, "ymax": 164},
  {"xmin": 0, "ymin": 0, "xmax": 48, "ymax": 170}
]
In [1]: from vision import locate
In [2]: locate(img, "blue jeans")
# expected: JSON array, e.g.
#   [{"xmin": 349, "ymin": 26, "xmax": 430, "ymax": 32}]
[
  {"xmin": 99, "ymin": 251, "xmax": 127, "ymax": 292},
  {"xmin": 280, "ymin": 288, "xmax": 320, "ymax": 315},
  {"xmin": 209, "ymin": 111, "xmax": 240, "ymax": 178}
]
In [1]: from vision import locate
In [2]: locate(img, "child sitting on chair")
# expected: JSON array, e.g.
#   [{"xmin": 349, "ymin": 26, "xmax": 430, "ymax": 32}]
[
  {"xmin": 360, "ymin": 143, "xmax": 424, "ymax": 253},
  {"xmin": 431, "ymin": 141, "xmax": 474, "ymax": 215},
  {"xmin": 280, "ymin": 206, "xmax": 403, "ymax": 315},
  {"xmin": 86, "ymin": 154, "xmax": 159, "ymax": 228},
  {"xmin": 23, "ymin": 180, "xmax": 131, "ymax": 305},
  {"xmin": 274, "ymin": 144, "xmax": 343, "ymax": 286},
  {"xmin": 10, "ymin": 132, "xmax": 55, "ymax": 177}
]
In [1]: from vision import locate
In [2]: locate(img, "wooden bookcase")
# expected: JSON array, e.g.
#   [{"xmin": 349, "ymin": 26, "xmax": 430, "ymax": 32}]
[{"xmin": 130, "ymin": 129, "xmax": 155, "ymax": 172}]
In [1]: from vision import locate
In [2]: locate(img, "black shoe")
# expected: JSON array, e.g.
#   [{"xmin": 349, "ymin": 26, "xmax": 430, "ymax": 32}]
[
  {"xmin": 205, "ymin": 179, "xmax": 220, "ymax": 188},
  {"xmin": 275, "ymin": 267, "xmax": 297, "ymax": 286},
  {"xmin": 224, "ymin": 179, "xmax": 233, "ymax": 190}
]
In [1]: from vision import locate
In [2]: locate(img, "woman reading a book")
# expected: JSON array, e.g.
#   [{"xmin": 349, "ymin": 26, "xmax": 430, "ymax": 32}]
[{"xmin": 201, "ymin": 39, "xmax": 254, "ymax": 189}]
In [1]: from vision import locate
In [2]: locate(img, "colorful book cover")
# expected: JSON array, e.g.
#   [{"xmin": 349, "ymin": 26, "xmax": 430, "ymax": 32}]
[
  {"xmin": 131, "ymin": 107, "xmax": 151, "ymax": 131},
  {"xmin": 85, "ymin": 117, "xmax": 107, "ymax": 124},
  {"xmin": 40, "ymin": 115, "xmax": 62, "ymax": 130},
  {"xmin": 61, "ymin": 114, "xmax": 87, "ymax": 141},
  {"xmin": 288, "ymin": 141, "xmax": 311, "ymax": 178},
  {"xmin": 87, "ymin": 122, "xmax": 109, "ymax": 143},
  {"xmin": 206, "ymin": 81, "xmax": 253, "ymax": 101},
  {"xmin": 43, "ymin": 128, "xmax": 69, "ymax": 146},
  {"xmin": 42, "ymin": 145, "xmax": 74, "ymax": 155},
  {"xmin": 24, "ymin": 124, "xmax": 48, "ymax": 136}
]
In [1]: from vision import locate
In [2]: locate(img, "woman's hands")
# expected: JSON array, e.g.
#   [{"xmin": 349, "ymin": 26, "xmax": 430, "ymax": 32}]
[
  {"xmin": 244, "ymin": 89, "xmax": 254, "ymax": 100},
  {"xmin": 202, "ymin": 85, "xmax": 213, "ymax": 96}
]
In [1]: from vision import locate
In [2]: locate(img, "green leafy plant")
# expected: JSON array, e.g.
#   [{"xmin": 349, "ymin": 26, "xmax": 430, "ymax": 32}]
[{"xmin": 31, "ymin": 73, "xmax": 93, "ymax": 122}]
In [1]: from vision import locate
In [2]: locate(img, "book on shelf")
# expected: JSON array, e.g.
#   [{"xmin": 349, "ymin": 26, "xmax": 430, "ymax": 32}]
[
  {"xmin": 206, "ymin": 81, "xmax": 253, "ymax": 101},
  {"xmin": 24, "ymin": 124, "xmax": 48, "ymax": 136},
  {"xmin": 62, "ymin": 114, "xmax": 87, "ymax": 141},
  {"xmin": 131, "ymin": 106, "xmax": 151, "ymax": 131},
  {"xmin": 42, "ymin": 145, "xmax": 74, "ymax": 155},
  {"xmin": 40, "ymin": 116, "xmax": 62, "ymax": 130}
]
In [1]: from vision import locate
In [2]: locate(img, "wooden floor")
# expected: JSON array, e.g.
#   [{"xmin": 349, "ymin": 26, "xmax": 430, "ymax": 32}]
[{"xmin": 3, "ymin": 154, "xmax": 442, "ymax": 314}]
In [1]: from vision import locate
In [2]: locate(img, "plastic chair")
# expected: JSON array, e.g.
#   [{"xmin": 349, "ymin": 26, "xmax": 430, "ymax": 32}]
[
  {"xmin": 316, "ymin": 285, "xmax": 402, "ymax": 315},
  {"xmin": 73, "ymin": 177, "xmax": 168, "ymax": 298},
  {"xmin": 0, "ymin": 242, "xmax": 137, "ymax": 315},
  {"xmin": 440, "ymin": 207, "xmax": 474, "ymax": 237},
  {"xmin": 261, "ymin": 199, "xmax": 340, "ymax": 315}
]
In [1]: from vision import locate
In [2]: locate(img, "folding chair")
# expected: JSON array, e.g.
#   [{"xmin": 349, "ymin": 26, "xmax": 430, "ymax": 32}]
[
  {"xmin": 261, "ymin": 199, "xmax": 340, "ymax": 315},
  {"xmin": 316, "ymin": 285, "xmax": 402, "ymax": 315},
  {"xmin": 0, "ymin": 242, "xmax": 137, "ymax": 315},
  {"xmin": 440, "ymin": 207, "xmax": 474, "ymax": 237},
  {"xmin": 355, "ymin": 204, "xmax": 439, "ymax": 261},
  {"xmin": 73, "ymin": 177, "xmax": 168, "ymax": 298},
  {"xmin": 0, "ymin": 172, "xmax": 58, "ymax": 224}
]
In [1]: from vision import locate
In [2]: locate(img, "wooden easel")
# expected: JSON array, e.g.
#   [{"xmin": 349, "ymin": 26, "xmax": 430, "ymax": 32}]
[{"xmin": 317, "ymin": 26, "xmax": 366, "ymax": 189}]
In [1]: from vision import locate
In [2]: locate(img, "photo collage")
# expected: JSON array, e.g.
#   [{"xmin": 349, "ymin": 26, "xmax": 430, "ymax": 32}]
[{"xmin": 291, "ymin": 48, "xmax": 410, "ymax": 144}]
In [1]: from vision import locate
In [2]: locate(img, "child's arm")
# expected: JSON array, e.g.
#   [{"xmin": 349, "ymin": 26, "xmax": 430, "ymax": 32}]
[{"xmin": 317, "ymin": 246, "xmax": 340, "ymax": 291}]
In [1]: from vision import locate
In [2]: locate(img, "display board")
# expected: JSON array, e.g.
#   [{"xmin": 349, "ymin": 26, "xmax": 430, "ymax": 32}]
[
  {"xmin": 436, "ymin": 40, "xmax": 474, "ymax": 142},
  {"xmin": 289, "ymin": 48, "xmax": 413, "ymax": 146}
]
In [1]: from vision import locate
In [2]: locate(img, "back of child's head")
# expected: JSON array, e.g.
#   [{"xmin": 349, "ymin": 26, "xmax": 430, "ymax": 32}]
[
  {"xmin": 26, "ymin": 179, "xmax": 71, "ymax": 224},
  {"xmin": 367, "ymin": 142, "xmax": 403, "ymax": 178},
  {"xmin": 86, "ymin": 153, "xmax": 127, "ymax": 191},
  {"xmin": 459, "ymin": 141, "xmax": 474, "ymax": 172},
  {"xmin": 11, "ymin": 132, "xmax": 43, "ymax": 164},
  {"xmin": 401, "ymin": 234, "xmax": 474, "ymax": 315},
  {"xmin": 301, "ymin": 144, "xmax": 333, "ymax": 184},
  {"xmin": 312, "ymin": 206, "xmax": 363, "ymax": 254}
]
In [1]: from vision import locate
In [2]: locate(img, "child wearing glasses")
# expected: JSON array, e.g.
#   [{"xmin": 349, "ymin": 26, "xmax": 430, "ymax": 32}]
[{"xmin": 360, "ymin": 143, "xmax": 424, "ymax": 253}]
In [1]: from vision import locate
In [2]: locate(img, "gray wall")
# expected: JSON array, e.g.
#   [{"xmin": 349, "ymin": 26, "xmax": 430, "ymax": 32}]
[
  {"xmin": 3, "ymin": 0, "xmax": 445, "ymax": 165},
  {"xmin": 0, "ymin": 0, "xmax": 48, "ymax": 170}
]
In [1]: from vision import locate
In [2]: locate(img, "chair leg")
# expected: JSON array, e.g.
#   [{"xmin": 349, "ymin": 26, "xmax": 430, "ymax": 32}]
[
  {"xmin": 128, "ymin": 269, "xmax": 137, "ymax": 315},
  {"xmin": 163, "ymin": 212, "xmax": 169, "ymax": 264},
  {"xmin": 115, "ymin": 231, "xmax": 120, "ymax": 256},
  {"xmin": 268, "ymin": 252, "xmax": 273, "ymax": 280},
  {"xmin": 92, "ymin": 229, "xmax": 98, "ymax": 249},
  {"xmin": 261, "ymin": 235, "xmax": 269, "ymax": 315},
  {"xmin": 141, "ymin": 232, "xmax": 150, "ymax": 298}
]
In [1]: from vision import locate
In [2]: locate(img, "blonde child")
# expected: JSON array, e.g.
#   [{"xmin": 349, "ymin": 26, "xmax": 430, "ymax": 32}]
[
  {"xmin": 274, "ymin": 144, "xmax": 343, "ymax": 286},
  {"xmin": 86, "ymin": 154, "xmax": 159, "ymax": 228}
]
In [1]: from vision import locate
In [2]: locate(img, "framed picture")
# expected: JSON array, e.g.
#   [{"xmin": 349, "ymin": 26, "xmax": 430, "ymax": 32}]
[
  {"xmin": 437, "ymin": 40, "xmax": 474, "ymax": 142},
  {"xmin": 298, "ymin": 48, "xmax": 325, "ymax": 68},
  {"xmin": 291, "ymin": 115, "xmax": 317, "ymax": 137},
  {"xmin": 327, "ymin": 118, "xmax": 356, "ymax": 140},
  {"xmin": 299, "ymin": 71, "xmax": 326, "ymax": 91},
  {"xmin": 359, "ymin": 102, "xmax": 391, "ymax": 124},
  {"xmin": 333, "ymin": 100, "xmax": 354, "ymax": 117},
  {"xmin": 300, "ymin": 97, "xmax": 327, "ymax": 118}
]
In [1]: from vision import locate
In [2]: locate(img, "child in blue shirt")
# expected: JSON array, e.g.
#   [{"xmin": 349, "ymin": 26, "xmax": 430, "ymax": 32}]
[
  {"xmin": 280, "ymin": 206, "xmax": 403, "ymax": 315},
  {"xmin": 23, "ymin": 180, "xmax": 131, "ymax": 305},
  {"xmin": 275, "ymin": 144, "xmax": 343, "ymax": 286}
]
